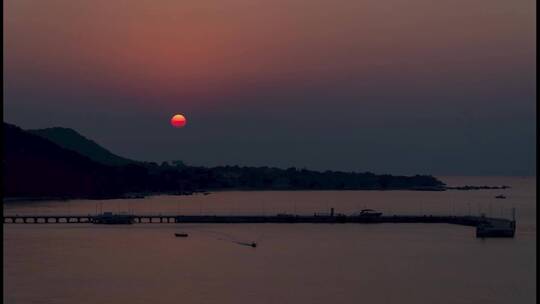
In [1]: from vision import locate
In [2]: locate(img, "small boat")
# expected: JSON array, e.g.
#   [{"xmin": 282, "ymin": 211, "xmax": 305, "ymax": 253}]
[
  {"xmin": 174, "ymin": 233, "xmax": 189, "ymax": 237},
  {"xmin": 495, "ymin": 195, "xmax": 507, "ymax": 199},
  {"xmin": 123, "ymin": 193, "xmax": 146, "ymax": 199}
]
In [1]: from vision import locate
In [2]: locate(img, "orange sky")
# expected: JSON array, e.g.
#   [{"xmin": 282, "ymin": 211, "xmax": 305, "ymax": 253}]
[
  {"xmin": 3, "ymin": 0, "xmax": 536, "ymax": 174},
  {"xmin": 5, "ymin": 0, "xmax": 535, "ymax": 108}
]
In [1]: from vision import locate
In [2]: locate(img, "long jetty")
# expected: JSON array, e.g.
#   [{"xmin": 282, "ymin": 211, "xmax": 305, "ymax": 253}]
[{"xmin": 2, "ymin": 212, "xmax": 516, "ymax": 238}]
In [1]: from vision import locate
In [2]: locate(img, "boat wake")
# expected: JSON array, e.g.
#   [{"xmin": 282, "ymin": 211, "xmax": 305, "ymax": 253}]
[{"xmin": 186, "ymin": 227, "xmax": 260, "ymax": 248}]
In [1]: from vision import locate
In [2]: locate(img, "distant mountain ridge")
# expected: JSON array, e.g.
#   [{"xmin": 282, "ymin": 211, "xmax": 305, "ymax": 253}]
[
  {"xmin": 29, "ymin": 127, "xmax": 135, "ymax": 166},
  {"xmin": 3, "ymin": 122, "xmax": 446, "ymax": 200}
]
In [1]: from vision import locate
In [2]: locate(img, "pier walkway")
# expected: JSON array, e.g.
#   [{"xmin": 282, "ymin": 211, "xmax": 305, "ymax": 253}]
[{"xmin": 2, "ymin": 212, "xmax": 516, "ymax": 238}]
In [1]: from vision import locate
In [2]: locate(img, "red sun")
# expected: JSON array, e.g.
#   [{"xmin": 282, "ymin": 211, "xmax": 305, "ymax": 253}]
[{"xmin": 171, "ymin": 114, "xmax": 187, "ymax": 128}]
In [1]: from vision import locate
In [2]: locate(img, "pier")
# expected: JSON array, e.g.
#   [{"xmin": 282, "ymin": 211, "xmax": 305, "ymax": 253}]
[{"xmin": 2, "ymin": 212, "xmax": 516, "ymax": 238}]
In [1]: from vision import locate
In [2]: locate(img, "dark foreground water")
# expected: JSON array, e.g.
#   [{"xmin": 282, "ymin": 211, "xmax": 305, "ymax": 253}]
[{"xmin": 3, "ymin": 177, "xmax": 536, "ymax": 304}]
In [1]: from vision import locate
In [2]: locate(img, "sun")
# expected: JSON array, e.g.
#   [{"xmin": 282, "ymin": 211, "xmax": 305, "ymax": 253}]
[{"xmin": 171, "ymin": 114, "xmax": 187, "ymax": 128}]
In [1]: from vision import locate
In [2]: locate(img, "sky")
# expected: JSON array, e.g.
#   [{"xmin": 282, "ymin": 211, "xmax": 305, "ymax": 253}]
[{"xmin": 4, "ymin": 0, "xmax": 536, "ymax": 176}]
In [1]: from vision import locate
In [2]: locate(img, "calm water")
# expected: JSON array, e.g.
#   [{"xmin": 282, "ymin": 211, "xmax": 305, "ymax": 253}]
[{"xmin": 3, "ymin": 177, "xmax": 536, "ymax": 303}]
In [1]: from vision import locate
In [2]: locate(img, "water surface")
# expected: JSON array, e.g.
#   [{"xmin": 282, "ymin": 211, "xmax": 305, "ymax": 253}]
[{"xmin": 3, "ymin": 176, "xmax": 536, "ymax": 303}]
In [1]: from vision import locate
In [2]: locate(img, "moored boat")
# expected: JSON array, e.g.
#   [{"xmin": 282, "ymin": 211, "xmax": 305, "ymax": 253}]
[
  {"xmin": 353, "ymin": 209, "xmax": 383, "ymax": 217},
  {"xmin": 93, "ymin": 212, "xmax": 134, "ymax": 224},
  {"xmin": 476, "ymin": 222, "xmax": 515, "ymax": 238}
]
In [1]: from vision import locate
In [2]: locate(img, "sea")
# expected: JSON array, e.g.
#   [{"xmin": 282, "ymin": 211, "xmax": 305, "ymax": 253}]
[{"xmin": 3, "ymin": 176, "xmax": 536, "ymax": 304}]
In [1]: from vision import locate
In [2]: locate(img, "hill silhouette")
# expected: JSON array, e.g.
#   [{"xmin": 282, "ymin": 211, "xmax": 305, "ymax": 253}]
[
  {"xmin": 3, "ymin": 122, "xmax": 446, "ymax": 199},
  {"xmin": 29, "ymin": 127, "xmax": 134, "ymax": 166},
  {"xmin": 3, "ymin": 123, "xmax": 124, "ymax": 198}
]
